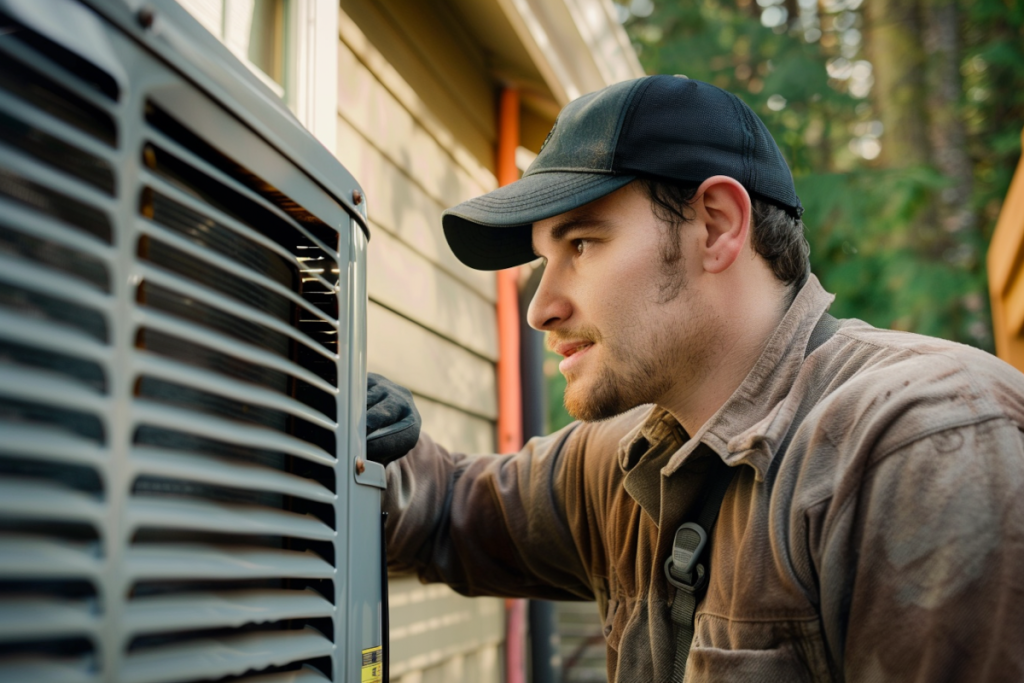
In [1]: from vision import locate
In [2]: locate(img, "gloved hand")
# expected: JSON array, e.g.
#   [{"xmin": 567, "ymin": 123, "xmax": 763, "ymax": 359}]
[{"xmin": 366, "ymin": 372, "xmax": 421, "ymax": 466}]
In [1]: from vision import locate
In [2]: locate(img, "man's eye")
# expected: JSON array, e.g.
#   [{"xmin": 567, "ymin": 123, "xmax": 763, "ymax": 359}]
[{"xmin": 575, "ymin": 239, "xmax": 589, "ymax": 255}]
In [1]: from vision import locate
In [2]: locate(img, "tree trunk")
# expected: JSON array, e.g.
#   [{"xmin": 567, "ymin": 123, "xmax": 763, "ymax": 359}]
[
  {"xmin": 922, "ymin": 0, "xmax": 976, "ymax": 237},
  {"xmin": 865, "ymin": 0, "xmax": 930, "ymax": 168}
]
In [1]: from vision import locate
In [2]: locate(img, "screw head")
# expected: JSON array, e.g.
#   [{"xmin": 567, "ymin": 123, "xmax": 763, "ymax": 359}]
[
  {"xmin": 352, "ymin": 189, "xmax": 363, "ymax": 206},
  {"xmin": 137, "ymin": 6, "xmax": 156, "ymax": 29},
  {"xmin": 355, "ymin": 458, "xmax": 366, "ymax": 475}
]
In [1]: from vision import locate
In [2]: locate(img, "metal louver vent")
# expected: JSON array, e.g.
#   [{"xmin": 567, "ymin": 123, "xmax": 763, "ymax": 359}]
[{"xmin": 0, "ymin": 1, "xmax": 381, "ymax": 682}]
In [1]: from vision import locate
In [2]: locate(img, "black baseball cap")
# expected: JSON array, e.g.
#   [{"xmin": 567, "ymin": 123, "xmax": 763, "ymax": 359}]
[{"xmin": 442, "ymin": 75, "xmax": 803, "ymax": 270}]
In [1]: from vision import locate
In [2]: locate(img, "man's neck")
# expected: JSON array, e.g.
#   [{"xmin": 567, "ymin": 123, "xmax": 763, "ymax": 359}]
[{"xmin": 663, "ymin": 282, "xmax": 790, "ymax": 437}]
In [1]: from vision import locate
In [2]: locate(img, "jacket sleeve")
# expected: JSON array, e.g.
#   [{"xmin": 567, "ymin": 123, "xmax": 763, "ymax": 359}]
[
  {"xmin": 382, "ymin": 422, "xmax": 602, "ymax": 601},
  {"xmin": 827, "ymin": 417, "xmax": 1024, "ymax": 682}
]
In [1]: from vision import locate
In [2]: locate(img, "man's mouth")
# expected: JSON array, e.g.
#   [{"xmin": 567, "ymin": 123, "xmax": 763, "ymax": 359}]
[
  {"xmin": 553, "ymin": 340, "xmax": 593, "ymax": 358},
  {"xmin": 555, "ymin": 341, "xmax": 594, "ymax": 374}
]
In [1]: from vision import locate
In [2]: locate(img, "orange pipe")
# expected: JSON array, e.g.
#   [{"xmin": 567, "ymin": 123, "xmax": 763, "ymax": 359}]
[
  {"xmin": 497, "ymin": 85, "xmax": 527, "ymax": 683},
  {"xmin": 496, "ymin": 86, "xmax": 523, "ymax": 455}
]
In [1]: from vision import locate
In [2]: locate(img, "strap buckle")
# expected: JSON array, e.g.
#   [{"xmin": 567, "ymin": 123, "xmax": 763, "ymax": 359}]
[
  {"xmin": 664, "ymin": 558, "xmax": 706, "ymax": 593},
  {"xmin": 663, "ymin": 522, "xmax": 708, "ymax": 594}
]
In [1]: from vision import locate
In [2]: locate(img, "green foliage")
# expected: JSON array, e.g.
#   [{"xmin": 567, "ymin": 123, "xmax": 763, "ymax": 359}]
[
  {"xmin": 961, "ymin": 0, "xmax": 1024, "ymax": 235},
  {"xmin": 618, "ymin": 0, "xmax": 1022, "ymax": 348},
  {"xmin": 544, "ymin": 0, "xmax": 1023, "ymax": 429},
  {"xmin": 545, "ymin": 349, "xmax": 574, "ymax": 433},
  {"xmin": 797, "ymin": 167, "xmax": 987, "ymax": 340}
]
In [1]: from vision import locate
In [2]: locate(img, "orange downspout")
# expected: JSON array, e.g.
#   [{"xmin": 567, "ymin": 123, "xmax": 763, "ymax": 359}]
[
  {"xmin": 497, "ymin": 86, "xmax": 524, "ymax": 455},
  {"xmin": 497, "ymin": 85, "xmax": 527, "ymax": 683}
]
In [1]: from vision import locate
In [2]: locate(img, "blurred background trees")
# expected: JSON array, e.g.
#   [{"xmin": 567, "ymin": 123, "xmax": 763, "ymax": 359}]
[{"xmin": 548, "ymin": 0, "xmax": 1024, "ymax": 433}]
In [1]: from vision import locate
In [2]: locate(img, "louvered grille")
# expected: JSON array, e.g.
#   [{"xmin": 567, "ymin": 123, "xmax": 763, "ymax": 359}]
[
  {"xmin": 0, "ymin": 7, "xmax": 114, "ymax": 678},
  {"xmin": 0, "ymin": 1, "xmax": 376, "ymax": 681}
]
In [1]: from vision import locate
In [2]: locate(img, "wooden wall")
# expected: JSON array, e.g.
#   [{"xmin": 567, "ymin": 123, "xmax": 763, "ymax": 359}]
[
  {"xmin": 988, "ymin": 128, "xmax": 1024, "ymax": 372},
  {"xmin": 333, "ymin": 2, "xmax": 505, "ymax": 681}
]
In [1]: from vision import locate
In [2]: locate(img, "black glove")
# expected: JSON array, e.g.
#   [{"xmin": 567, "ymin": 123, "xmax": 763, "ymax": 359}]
[{"xmin": 366, "ymin": 372, "xmax": 421, "ymax": 466}]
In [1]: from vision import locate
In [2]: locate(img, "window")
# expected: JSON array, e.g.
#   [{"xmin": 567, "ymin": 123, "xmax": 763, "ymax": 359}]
[
  {"xmin": 176, "ymin": 0, "xmax": 338, "ymax": 149},
  {"xmin": 178, "ymin": 0, "xmax": 289, "ymax": 98}
]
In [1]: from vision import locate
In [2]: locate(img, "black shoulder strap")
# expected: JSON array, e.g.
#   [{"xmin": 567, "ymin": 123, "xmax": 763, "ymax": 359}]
[
  {"xmin": 666, "ymin": 310, "xmax": 840, "ymax": 681},
  {"xmin": 664, "ymin": 458, "xmax": 734, "ymax": 681},
  {"xmin": 805, "ymin": 312, "xmax": 839, "ymax": 359}
]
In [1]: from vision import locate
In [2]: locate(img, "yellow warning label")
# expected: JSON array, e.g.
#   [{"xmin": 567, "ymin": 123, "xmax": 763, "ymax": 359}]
[{"xmin": 361, "ymin": 645, "xmax": 383, "ymax": 683}]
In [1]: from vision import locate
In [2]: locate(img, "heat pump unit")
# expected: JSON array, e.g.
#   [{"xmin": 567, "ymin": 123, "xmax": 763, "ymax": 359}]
[{"xmin": 0, "ymin": 0, "xmax": 386, "ymax": 681}]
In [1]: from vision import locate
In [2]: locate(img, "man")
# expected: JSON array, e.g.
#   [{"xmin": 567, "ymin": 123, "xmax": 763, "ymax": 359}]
[{"xmin": 366, "ymin": 76, "xmax": 1024, "ymax": 682}]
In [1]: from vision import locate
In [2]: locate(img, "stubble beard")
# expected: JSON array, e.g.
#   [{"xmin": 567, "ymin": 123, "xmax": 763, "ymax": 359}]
[
  {"xmin": 562, "ymin": 337, "xmax": 675, "ymax": 422},
  {"xmin": 561, "ymin": 288, "xmax": 717, "ymax": 423}
]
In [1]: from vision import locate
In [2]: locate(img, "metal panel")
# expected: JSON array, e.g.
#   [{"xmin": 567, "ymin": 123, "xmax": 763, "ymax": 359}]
[{"xmin": 0, "ymin": 1, "xmax": 378, "ymax": 682}]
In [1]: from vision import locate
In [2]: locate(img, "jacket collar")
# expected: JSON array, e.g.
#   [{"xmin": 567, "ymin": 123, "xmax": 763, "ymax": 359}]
[{"xmin": 617, "ymin": 275, "xmax": 834, "ymax": 488}]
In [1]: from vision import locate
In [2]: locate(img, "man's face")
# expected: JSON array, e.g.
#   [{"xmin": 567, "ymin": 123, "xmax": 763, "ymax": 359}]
[{"xmin": 528, "ymin": 182, "xmax": 720, "ymax": 422}]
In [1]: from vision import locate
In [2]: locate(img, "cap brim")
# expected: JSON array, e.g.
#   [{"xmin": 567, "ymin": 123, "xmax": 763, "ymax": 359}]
[{"xmin": 442, "ymin": 171, "xmax": 636, "ymax": 270}]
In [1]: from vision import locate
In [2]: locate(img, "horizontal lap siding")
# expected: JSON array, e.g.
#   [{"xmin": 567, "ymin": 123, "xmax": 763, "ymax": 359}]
[
  {"xmin": 335, "ymin": 91, "xmax": 495, "ymax": 302},
  {"xmin": 366, "ymin": 211, "xmax": 497, "ymax": 361},
  {"xmin": 388, "ymin": 576, "xmax": 503, "ymax": 683},
  {"xmin": 367, "ymin": 302, "xmax": 496, "ymax": 420},
  {"xmin": 335, "ymin": 4, "xmax": 504, "ymax": 682}
]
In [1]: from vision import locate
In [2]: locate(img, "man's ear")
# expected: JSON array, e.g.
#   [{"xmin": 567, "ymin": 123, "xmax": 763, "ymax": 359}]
[{"xmin": 694, "ymin": 175, "xmax": 752, "ymax": 275}]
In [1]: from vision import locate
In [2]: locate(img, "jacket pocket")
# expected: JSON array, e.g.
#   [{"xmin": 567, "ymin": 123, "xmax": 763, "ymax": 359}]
[{"xmin": 686, "ymin": 615, "xmax": 833, "ymax": 682}]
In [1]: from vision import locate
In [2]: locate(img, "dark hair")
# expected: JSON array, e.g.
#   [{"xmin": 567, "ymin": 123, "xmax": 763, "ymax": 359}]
[{"xmin": 637, "ymin": 178, "xmax": 810, "ymax": 288}]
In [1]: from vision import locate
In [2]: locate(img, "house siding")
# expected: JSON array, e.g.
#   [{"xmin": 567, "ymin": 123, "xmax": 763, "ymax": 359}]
[{"xmin": 334, "ymin": 4, "xmax": 505, "ymax": 681}]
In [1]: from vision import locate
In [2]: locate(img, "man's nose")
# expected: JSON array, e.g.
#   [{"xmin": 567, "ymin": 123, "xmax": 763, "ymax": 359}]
[{"xmin": 527, "ymin": 268, "xmax": 572, "ymax": 331}]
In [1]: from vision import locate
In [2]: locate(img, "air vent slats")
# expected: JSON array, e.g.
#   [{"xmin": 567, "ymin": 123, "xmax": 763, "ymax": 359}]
[
  {"xmin": 122, "ymin": 629, "xmax": 333, "ymax": 683},
  {"xmin": 145, "ymin": 102, "xmax": 338, "ymax": 249},
  {"xmin": 0, "ymin": 424, "xmax": 105, "ymax": 467},
  {"xmin": 0, "ymin": 599, "xmax": 97, "ymax": 640},
  {"xmin": 0, "ymin": 45, "xmax": 117, "ymax": 146},
  {"xmin": 141, "ymin": 191, "xmax": 339, "ymax": 319},
  {"xmin": 0, "ymin": 364, "xmax": 107, "ymax": 413},
  {"xmin": 0, "ymin": 658, "xmax": 97, "ymax": 683},
  {"xmin": 132, "ymin": 404, "xmax": 335, "ymax": 466},
  {"xmin": 0, "ymin": 480, "xmax": 102, "ymax": 524},
  {"xmin": 137, "ymin": 309, "xmax": 335, "ymax": 391},
  {"xmin": 0, "ymin": 110, "xmax": 115, "ymax": 195},
  {"xmin": 128, "ymin": 498, "xmax": 333, "ymax": 541},
  {"xmin": 140, "ymin": 234, "xmax": 292, "ymax": 323},
  {"xmin": 0, "ymin": 10, "xmax": 119, "ymax": 102},
  {"xmin": 127, "ymin": 546, "xmax": 333, "ymax": 581},
  {"xmin": 137, "ymin": 328, "xmax": 337, "ymax": 418},
  {"xmin": 0, "ymin": 168, "xmax": 113, "ymax": 244},
  {"xmin": 0, "ymin": 538, "xmax": 99, "ymax": 577},
  {"xmin": 142, "ymin": 173, "xmax": 330, "ymax": 279},
  {"xmin": 0, "ymin": 456, "xmax": 102, "ymax": 499},
  {"xmin": 138, "ymin": 268, "xmax": 335, "ymax": 354},
  {"xmin": 140, "ymin": 139, "xmax": 338, "ymax": 266},
  {"xmin": 135, "ymin": 376, "xmax": 335, "ymax": 451},
  {"xmin": 0, "ymin": 250, "xmax": 110, "ymax": 307},
  {"xmin": 142, "ymin": 172, "xmax": 340, "ymax": 297},
  {"xmin": 138, "ymin": 232, "xmax": 336, "ymax": 326},
  {"xmin": 125, "ymin": 590, "xmax": 332, "ymax": 635},
  {"xmin": 0, "ymin": 4, "xmax": 369, "ymax": 678},
  {"xmin": 0, "ymin": 338, "xmax": 106, "ymax": 392},
  {"xmin": 137, "ymin": 353, "xmax": 336, "ymax": 428},
  {"xmin": 0, "ymin": 284, "xmax": 107, "ymax": 344},
  {"xmin": 0, "ymin": 223, "xmax": 110, "ymax": 292},
  {"xmin": 0, "ymin": 396, "xmax": 104, "ymax": 444},
  {"xmin": 133, "ymin": 448, "xmax": 333, "ymax": 503},
  {"xmin": 142, "ymin": 188, "xmax": 294, "ymax": 288},
  {"xmin": 0, "ymin": 310, "xmax": 107, "ymax": 367}
]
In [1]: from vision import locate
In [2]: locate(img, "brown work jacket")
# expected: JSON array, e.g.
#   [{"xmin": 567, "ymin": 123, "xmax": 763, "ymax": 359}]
[{"xmin": 385, "ymin": 276, "xmax": 1024, "ymax": 682}]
